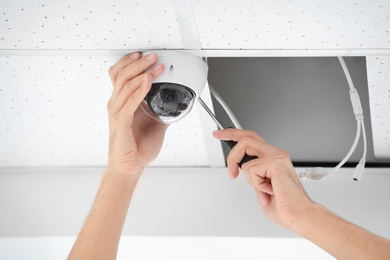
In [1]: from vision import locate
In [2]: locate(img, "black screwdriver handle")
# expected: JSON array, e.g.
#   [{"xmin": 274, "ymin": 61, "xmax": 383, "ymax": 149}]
[{"xmin": 222, "ymin": 140, "xmax": 258, "ymax": 168}]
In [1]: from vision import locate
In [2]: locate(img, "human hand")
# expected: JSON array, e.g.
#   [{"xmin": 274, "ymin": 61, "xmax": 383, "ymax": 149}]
[
  {"xmin": 213, "ymin": 129, "xmax": 313, "ymax": 229},
  {"xmin": 106, "ymin": 52, "xmax": 168, "ymax": 177}
]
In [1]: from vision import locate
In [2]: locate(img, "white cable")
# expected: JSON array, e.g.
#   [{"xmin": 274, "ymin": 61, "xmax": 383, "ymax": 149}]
[
  {"xmin": 361, "ymin": 119, "xmax": 367, "ymax": 160},
  {"xmin": 352, "ymin": 118, "xmax": 367, "ymax": 181},
  {"xmin": 330, "ymin": 120, "xmax": 361, "ymax": 174},
  {"xmin": 301, "ymin": 57, "xmax": 366, "ymax": 181},
  {"xmin": 339, "ymin": 57, "xmax": 367, "ymax": 181},
  {"xmin": 208, "ymin": 84, "xmax": 243, "ymax": 129},
  {"xmin": 338, "ymin": 57, "xmax": 355, "ymax": 91},
  {"xmin": 300, "ymin": 120, "xmax": 361, "ymax": 181}
]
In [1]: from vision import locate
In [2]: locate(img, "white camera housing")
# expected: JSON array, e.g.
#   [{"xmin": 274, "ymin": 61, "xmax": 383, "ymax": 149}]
[{"xmin": 141, "ymin": 51, "xmax": 208, "ymax": 124}]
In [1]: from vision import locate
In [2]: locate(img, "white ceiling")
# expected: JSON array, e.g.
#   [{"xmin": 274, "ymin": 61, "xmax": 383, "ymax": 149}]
[
  {"xmin": 366, "ymin": 56, "xmax": 390, "ymax": 159},
  {"xmin": 1, "ymin": 0, "xmax": 389, "ymax": 51},
  {"xmin": 0, "ymin": 54, "xmax": 223, "ymax": 167},
  {"xmin": 0, "ymin": 0, "xmax": 389, "ymax": 167},
  {"xmin": 0, "ymin": 0, "xmax": 183, "ymax": 49},
  {"xmin": 193, "ymin": 0, "xmax": 390, "ymax": 50},
  {"xmin": 0, "ymin": 0, "xmax": 226, "ymax": 167}
]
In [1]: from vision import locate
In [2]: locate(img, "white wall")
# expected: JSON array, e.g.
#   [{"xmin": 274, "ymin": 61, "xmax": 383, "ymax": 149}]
[
  {"xmin": 0, "ymin": 167, "xmax": 389, "ymax": 239},
  {"xmin": 0, "ymin": 236, "xmax": 334, "ymax": 260}
]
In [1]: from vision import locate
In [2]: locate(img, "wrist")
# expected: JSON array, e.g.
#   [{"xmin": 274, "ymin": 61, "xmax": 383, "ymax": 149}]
[
  {"xmin": 104, "ymin": 165, "xmax": 143, "ymax": 184},
  {"xmin": 106, "ymin": 160, "xmax": 145, "ymax": 177},
  {"xmin": 289, "ymin": 202, "xmax": 324, "ymax": 235}
]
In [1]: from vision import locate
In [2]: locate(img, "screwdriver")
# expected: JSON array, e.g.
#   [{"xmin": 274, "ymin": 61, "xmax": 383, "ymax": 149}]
[{"xmin": 198, "ymin": 97, "xmax": 258, "ymax": 168}]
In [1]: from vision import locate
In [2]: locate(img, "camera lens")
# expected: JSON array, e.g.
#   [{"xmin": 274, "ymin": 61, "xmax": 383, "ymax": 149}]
[
  {"xmin": 141, "ymin": 83, "xmax": 195, "ymax": 124},
  {"xmin": 162, "ymin": 89, "xmax": 178, "ymax": 103}
]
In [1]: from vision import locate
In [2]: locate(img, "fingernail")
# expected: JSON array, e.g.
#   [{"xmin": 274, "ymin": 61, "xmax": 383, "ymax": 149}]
[
  {"xmin": 145, "ymin": 53, "xmax": 156, "ymax": 61},
  {"xmin": 129, "ymin": 52, "xmax": 139, "ymax": 60},
  {"xmin": 152, "ymin": 64, "xmax": 162, "ymax": 71},
  {"xmin": 213, "ymin": 130, "xmax": 222, "ymax": 134}
]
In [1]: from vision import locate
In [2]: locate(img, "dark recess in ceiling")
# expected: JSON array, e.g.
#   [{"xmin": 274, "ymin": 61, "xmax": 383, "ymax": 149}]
[{"xmin": 208, "ymin": 57, "xmax": 390, "ymax": 165}]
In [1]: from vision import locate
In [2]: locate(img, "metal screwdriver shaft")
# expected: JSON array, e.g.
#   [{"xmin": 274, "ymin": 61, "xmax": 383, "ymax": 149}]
[
  {"xmin": 198, "ymin": 97, "xmax": 224, "ymax": 130},
  {"xmin": 197, "ymin": 97, "xmax": 258, "ymax": 168}
]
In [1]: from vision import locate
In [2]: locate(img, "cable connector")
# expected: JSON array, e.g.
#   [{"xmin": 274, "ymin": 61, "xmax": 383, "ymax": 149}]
[
  {"xmin": 349, "ymin": 89, "xmax": 363, "ymax": 120},
  {"xmin": 353, "ymin": 158, "xmax": 366, "ymax": 181},
  {"xmin": 299, "ymin": 167, "xmax": 331, "ymax": 181}
]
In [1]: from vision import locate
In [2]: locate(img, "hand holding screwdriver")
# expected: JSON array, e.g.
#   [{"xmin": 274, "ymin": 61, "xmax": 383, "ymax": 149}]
[{"xmin": 197, "ymin": 97, "xmax": 258, "ymax": 168}]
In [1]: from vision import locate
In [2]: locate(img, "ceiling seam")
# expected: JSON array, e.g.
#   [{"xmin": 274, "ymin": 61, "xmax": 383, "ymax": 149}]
[
  {"xmin": 172, "ymin": 0, "xmax": 202, "ymax": 50},
  {"xmin": 1, "ymin": 49, "xmax": 390, "ymax": 57}
]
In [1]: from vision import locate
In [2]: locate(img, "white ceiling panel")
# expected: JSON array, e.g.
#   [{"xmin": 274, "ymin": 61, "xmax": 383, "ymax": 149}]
[
  {"xmin": 1, "ymin": 0, "xmax": 388, "ymax": 167},
  {"xmin": 0, "ymin": 55, "xmax": 110, "ymax": 166},
  {"xmin": 0, "ymin": 55, "xmax": 221, "ymax": 167},
  {"xmin": 0, "ymin": 0, "xmax": 183, "ymax": 50},
  {"xmin": 193, "ymin": 0, "xmax": 390, "ymax": 50},
  {"xmin": 366, "ymin": 56, "xmax": 390, "ymax": 159}
]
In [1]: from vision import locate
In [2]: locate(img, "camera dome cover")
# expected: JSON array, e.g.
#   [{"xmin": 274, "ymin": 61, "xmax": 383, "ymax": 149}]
[
  {"xmin": 141, "ymin": 51, "xmax": 208, "ymax": 124},
  {"xmin": 142, "ymin": 83, "xmax": 196, "ymax": 124}
]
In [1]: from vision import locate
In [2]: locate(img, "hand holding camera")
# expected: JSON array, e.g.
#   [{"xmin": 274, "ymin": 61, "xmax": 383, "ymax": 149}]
[
  {"xmin": 140, "ymin": 51, "xmax": 208, "ymax": 124},
  {"xmin": 106, "ymin": 52, "xmax": 168, "ymax": 177}
]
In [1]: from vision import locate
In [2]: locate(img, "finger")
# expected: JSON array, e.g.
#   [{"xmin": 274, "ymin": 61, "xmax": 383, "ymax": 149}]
[
  {"xmin": 110, "ymin": 53, "xmax": 158, "ymax": 107},
  {"xmin": 109, "ymin": 74, "xmax": 144, "ymax": 115},
  {"xmin": 256, "ymin": 190, "xmax": 271, "ymax": 207},
  {"xmin": 246, "ymin": 154, "xmax": 294, "ymax": 182},
  {"xmin": 110, "ymin": 63, "xmax": 164, "ymax": 116},
  {"xmin": 225, "ymin": 136, "xmax": 265, "ymax": 174},
  {"xmin": 213, "ymin": 128, "xmax": 266, "ymax": 144},
  {"xmin": 260, "ymin": 182, "xmax": 273, "ymax": 195},
  {"xmin": 225, "ymin": 136, "xmax": 257, "ymax": 177},
  {"xmin": 228, "ymin": 165, "xmax": 240, "ymax": 179},
  {"xmin": 114, "ymin": 53, "xmax": 157, "ymax": 96},
  {"xmin": 214, "ymin": 129, "xmax": 271, "ymax": 168},
  {"xmin": 226, "ymin": 150, "xmax": 240, "ymax": 179},
  {"xmin": 108, "ymin": 52, "xmax": 141, "ymax": 84},
  {"xmin": 240, "ymin": 154, "xmax": 260, "ymax": 173},
  {"xmin": 107, "ymin": 53, "xmax": 141, "ymax": 109},
  {"xmin": 246, "ymin": 157, "xmax": 271, "ymax": 181},
  {"xmin": 241, "ymin": 155, "xmax": 276, "ymax": 173},
  {"xmin": 243, "ymin": 165, "xmax": 272, "ymax": 195},
  {"xmin": 242, "ymin": 171, "xmax": 252, "ymax": 185},
  {"xmin": 241, "ymin": 158, "xmax": 273, "ymax": 189},
  {"xmin": 121, "ymin": 64, "xmax": 165, "ymax": 118},
  {"xmin": 253, "ymin": 174, "xmax": 274, "ymax": 195}
]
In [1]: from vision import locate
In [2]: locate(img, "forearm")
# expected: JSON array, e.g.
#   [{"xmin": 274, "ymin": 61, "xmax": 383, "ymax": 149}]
[
  {"xmin": 292, "ymin": 203, "xmax": 390, "ymax": 260},
  {"xmin": 68, "ymin": 169, "xmax": 141, "ymax": 260}
]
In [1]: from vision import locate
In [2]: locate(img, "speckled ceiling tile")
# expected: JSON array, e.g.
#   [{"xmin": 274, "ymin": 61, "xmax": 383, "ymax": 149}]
[
  {"xmin": 0, "ymin": 55, "xmax": 211, "ymax": 167},
  {"xmin": 193, "ymin": 0, "xmax": 390, "ymax": 50},
  {"xmin": 366, "ymin": 56, "xmax": 390, "ymax": 159},
  {"xmin": 0, "ymin": 0, "xmax": 183, "ymax": 50}
]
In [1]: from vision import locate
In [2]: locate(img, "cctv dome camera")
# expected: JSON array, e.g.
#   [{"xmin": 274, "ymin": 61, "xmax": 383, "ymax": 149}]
[{"xmin": 141, "ymin": 51, "xmax": 208, "ymax": 124}]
